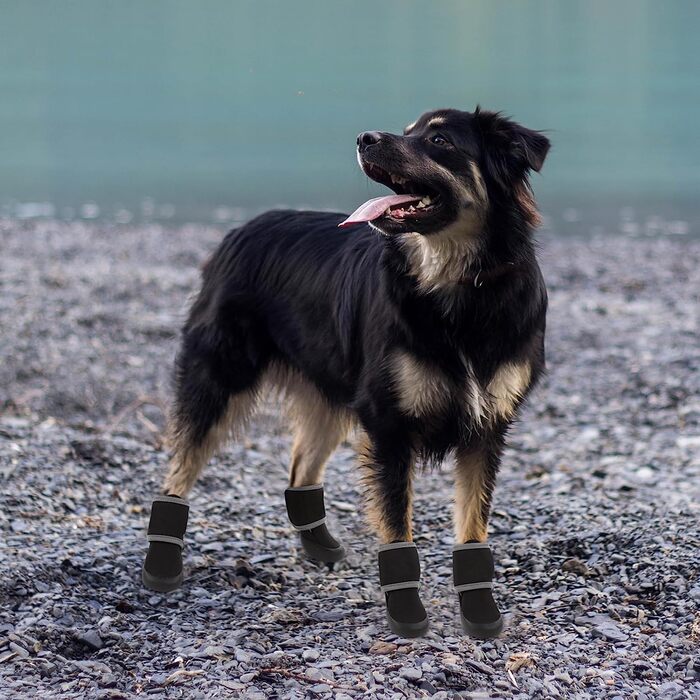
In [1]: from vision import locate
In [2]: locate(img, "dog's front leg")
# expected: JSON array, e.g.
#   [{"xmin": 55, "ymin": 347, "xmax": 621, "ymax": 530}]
[
  {"xmin": 359, "ymin": 432, "xmax": 429, "ymax": 637},
  {"xmin": 452, "ymin": 442, "xmax": 504, "ymax": 638}
]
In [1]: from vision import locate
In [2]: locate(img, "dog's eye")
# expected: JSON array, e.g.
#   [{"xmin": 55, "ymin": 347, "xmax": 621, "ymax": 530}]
[{"xmin": 429, "ymin": 134, "xmax": 450, "ymax": 147}]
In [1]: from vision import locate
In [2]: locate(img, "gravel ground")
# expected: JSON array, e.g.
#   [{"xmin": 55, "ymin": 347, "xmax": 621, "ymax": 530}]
[{"xmin": 1, "ymin": 219, "xmax": 699, "ymax": 699}]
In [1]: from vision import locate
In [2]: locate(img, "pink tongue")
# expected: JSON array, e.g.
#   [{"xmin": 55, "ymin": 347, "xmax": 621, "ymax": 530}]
[{"xmin": 338, "ymin": 194, "xmax": 422, "ymax": 228}]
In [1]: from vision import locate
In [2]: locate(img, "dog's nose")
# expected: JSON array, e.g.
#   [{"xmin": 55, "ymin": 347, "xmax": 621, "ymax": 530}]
[{"xmin": 357, "ymin": 131, "xmax": 382, "ymax": 152}]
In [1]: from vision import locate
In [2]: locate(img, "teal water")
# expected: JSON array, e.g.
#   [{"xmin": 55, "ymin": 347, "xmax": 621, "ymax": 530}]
[{"xmin": 1, "ymin": 0, "xmax": 699, "ymax": 234}]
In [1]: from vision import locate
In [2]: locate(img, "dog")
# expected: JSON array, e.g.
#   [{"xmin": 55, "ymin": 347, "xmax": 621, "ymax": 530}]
[{"xmin": 142, "ymin": 107, "xmax": 550, "ymax": 639}]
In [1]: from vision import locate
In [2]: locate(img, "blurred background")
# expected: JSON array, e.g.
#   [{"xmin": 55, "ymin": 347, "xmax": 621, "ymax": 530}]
[{"xmin": 1, "ymin": 0, "xmax": 698, "ymax": 235}]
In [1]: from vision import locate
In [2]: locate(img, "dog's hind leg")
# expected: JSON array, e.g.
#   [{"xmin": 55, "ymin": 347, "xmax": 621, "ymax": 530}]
[
  {"xmin": 452, "ymin": 436, "xmax": 505, "ymax": 639},
  {"xmin": 359, "ymin": 431, "xmax": 428, "ymax": 638},
  {"xmin": 283, "ymin": 380, "xmax": 349, "ymax": 563},
  {"xmin": 163, "ymin": 360, "xmax": 258, "ymax": 498},
  {"xmin": 143, "ymin": 317, "xmax": 265, "ymax": 592}
]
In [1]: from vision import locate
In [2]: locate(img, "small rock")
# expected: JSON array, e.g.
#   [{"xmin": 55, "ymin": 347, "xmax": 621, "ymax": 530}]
[
  {"xmin": 369, "ymin": 641, "xmax": 397, "ymax": 655},
  {"xmin": 419, "ymin": 680, "xmax": 438, "ymax": 694},
  {"xmin": 8, "ymin": 642, "xmax": 29, "ymax": 659},
  {"xmin": 310, "ymin": 683, "xmax": 331, "ymax": 694},
  {"xmin": 235, "ymin": 649, "xmax": 252, "ymax": 663},
  {"xmin": 201, "ymin": 645, "xmax": 225, "ymax": 658},
  {"xmin": 76, "ymin": 630, "xmax": 103, "ymax": 650},
  {"xmin": 261, "ymin": 608, "xmax": 306, "ymax": 625},
  {"xmin": 562, "ymin": 558, "xmax": 589, "ymax": 576},
  {"xmin": 633, "ymin": 466, "xmax": 655, "ymax": 481},
  {"xmin": 330, "ymin": 501, "xmax": 356, "ymax": 512},
  {"xmin": 70, "ymin": 659, "xmax": 112, "ymax": 674},
  {"xmin": 306, "ymin": 667, "xmax": 333, "ymax": 682},
  {"xmin": 315, "ymin": 611, "xmax": 346, "ymax": 622},
  {"xmin": 302, "ymin": 649, "xmax": 320, "ymax": 662},
  {"xmin": 400, "ymin": 666, "xmax": 422, "ymax": 681},
  {"xmin": 593, "ymin": 622, "xmax": 629, "ymax": 643}
]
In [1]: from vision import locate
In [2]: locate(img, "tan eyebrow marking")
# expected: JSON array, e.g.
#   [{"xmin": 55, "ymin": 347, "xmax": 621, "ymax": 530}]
[
  {"xmin": 427, "ymin": 117, "xmax": 447, "ymax": 128},
  {"xmin": 404, "ymin": 121, "xmax": 417, "ymax": 134}
]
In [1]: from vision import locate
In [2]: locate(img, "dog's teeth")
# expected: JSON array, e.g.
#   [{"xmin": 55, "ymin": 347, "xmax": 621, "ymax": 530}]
[{"xmin": 420, "ymin": 196, "xmax": 432, "ymax": 206}]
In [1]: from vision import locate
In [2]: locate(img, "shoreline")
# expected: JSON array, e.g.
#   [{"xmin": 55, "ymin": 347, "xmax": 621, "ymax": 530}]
[{"xmin": 2, "ymin": 193, "xmax": 699, "ymax": 239}]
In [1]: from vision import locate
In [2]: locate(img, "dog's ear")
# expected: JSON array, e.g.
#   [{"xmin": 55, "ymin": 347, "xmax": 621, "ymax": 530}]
[{"xmin": 474, "ymin": 107, "xmax": 550, "ymax": 188}]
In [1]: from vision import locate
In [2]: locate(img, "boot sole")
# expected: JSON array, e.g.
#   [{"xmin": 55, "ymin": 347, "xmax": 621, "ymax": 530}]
[
  {"xmin": 141, "ymin": 564, "xmax": 183, "ymax": 593},
  {"xmin": 386, "ymin": 612, "xmax": 429, "ymax": 638},
  {"xmin": 300, "ymin": 538, "xmax": 346, "ymax": 563},
  {"xmin": 460, "ymin": 613, "xmax": 504, "ymax": 639}
]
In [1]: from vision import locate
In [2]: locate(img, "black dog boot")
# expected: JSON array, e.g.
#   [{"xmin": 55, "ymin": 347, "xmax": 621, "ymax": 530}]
[
  {"xmin": 284, "ymin": 484, "xmax": 345, "ymax": 563},
  {"xmin": 378, "ymin": 542, "xmax": 429, "ymax": 638},
  {"xmin": 142, "ymin": 495, "xmax": 189, "ymax": 592},
  {"xmin": 453, "ymin": 543, "xmax": 504, "ymax": 639}
]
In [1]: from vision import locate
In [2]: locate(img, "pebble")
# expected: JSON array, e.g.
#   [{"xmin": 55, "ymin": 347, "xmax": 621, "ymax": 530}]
[
  {"xmin": 400, "ymin": 667, "xmax": 422, "ymax": 681},
  {"xmin": 76, "ymin": 630, "xmax": 104, "ymax": 650},
  {"xmin": 8, "ymin": 642, "xmax": 29, "ymax": 659},
  {"xmin": 306, "ymin": 667, "xmax": 329, "ymax": 681},
  {"xmin": 235, "ymin": 649, "xmax": 253, "ymax": 663},
  {"xmin": 315, "ymin": 611, "xmax": 346, "ymax": 622},
  {"xmin": 309, "ymin": 684, "xmax": 331, "ymax": 694},
  {"xmin": 330, "ymin": 501, "xmax": 356, "ymax": 512},
  {"xmin": 369, "ymin": 641, "xmax": 397, "ymax": 655}
]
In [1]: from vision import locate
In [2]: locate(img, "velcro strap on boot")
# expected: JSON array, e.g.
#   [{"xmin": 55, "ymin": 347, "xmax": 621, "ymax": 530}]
[
  {"xmin": 284, "ymin": 484, "xmax": 326, "ymax": 531},
  {"xmin": 378, "ymin": 542, "xmax": 421, "ymax": 593},
  {"xmin": 147, "ymin": 495, "xmax": 189, "ymax": 549},
  {"xmin": 453, "ymin": 543, "xmax": 494, "ymax": 592}
]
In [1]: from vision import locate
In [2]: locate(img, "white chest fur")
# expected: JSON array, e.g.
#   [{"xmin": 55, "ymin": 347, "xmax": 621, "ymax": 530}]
[{"xmin": 390, "ymin": 350, "xmax": 531, "ymax": 426}]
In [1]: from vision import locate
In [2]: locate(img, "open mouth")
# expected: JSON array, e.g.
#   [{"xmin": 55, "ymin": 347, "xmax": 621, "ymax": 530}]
[{"xmin": 339, "ymin": 162, "xmax": 442, "ymax": 228}]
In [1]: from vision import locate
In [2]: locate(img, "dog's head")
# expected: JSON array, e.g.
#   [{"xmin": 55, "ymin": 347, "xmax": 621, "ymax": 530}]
[{"xmin": 341, "ymin": 107, "xmax": 550, "ymax": 237}]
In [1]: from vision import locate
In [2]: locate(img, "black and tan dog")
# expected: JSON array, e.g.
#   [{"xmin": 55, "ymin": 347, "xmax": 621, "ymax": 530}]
[{"xmin": 142, "ymin": 107, "xmax": 550, "ymax": 639}]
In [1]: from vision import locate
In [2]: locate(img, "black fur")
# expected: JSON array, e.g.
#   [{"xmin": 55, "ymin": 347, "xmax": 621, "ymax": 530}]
[{"xmin": 173, "ymin": 107, "xmax": 549, "ymax": 540}]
